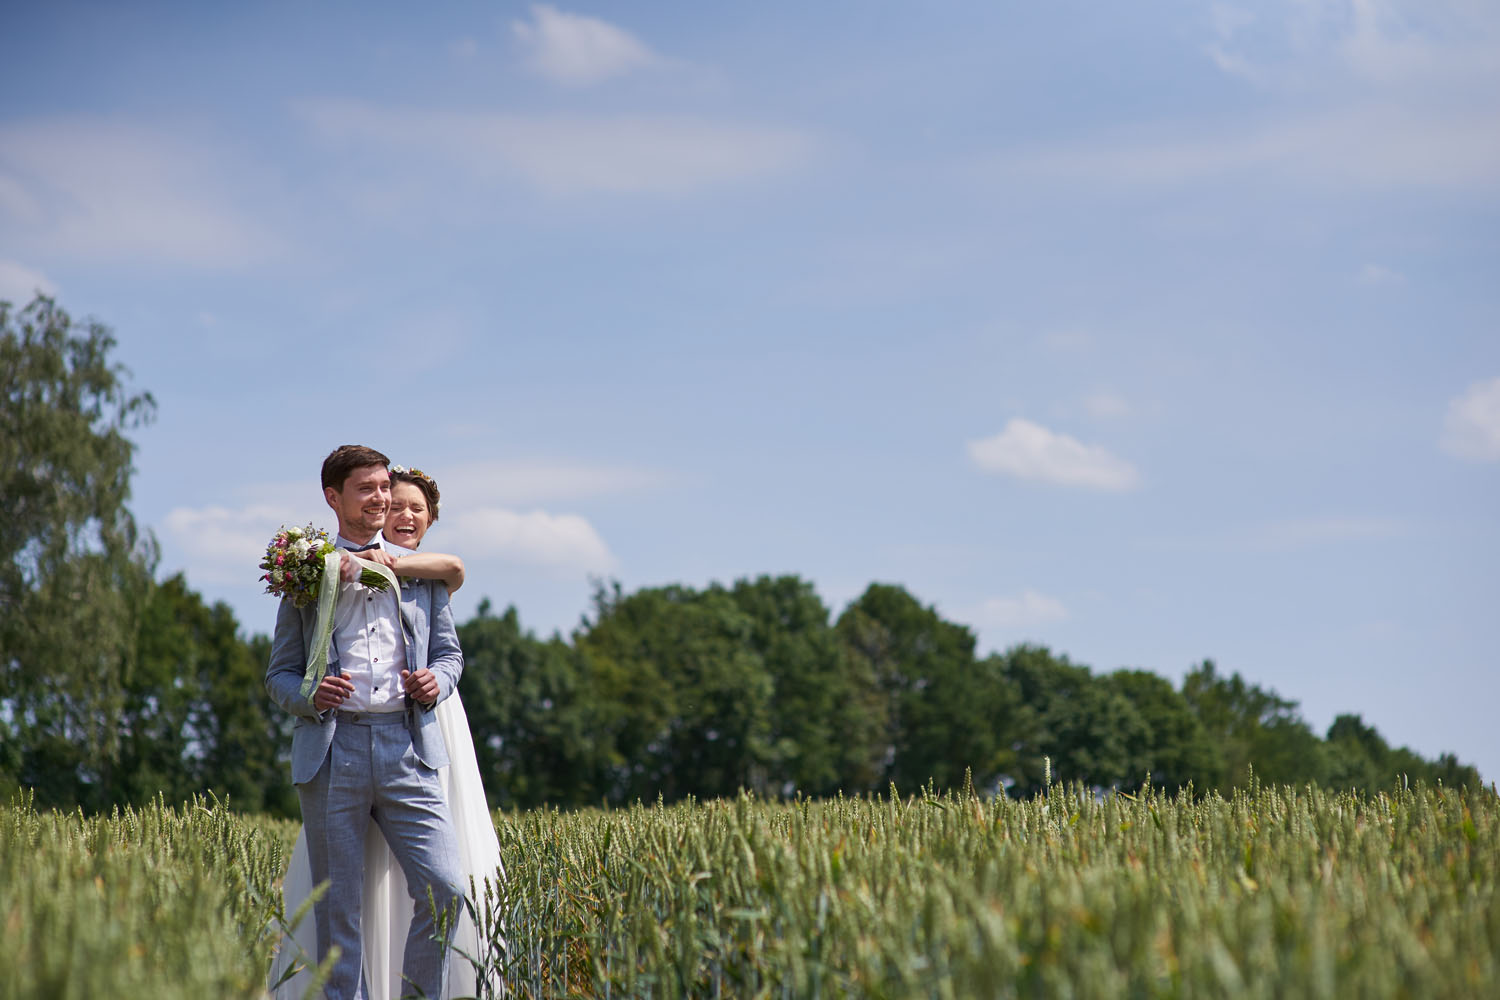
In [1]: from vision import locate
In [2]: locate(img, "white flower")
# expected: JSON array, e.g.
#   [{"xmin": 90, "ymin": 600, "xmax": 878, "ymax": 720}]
[
  {"xmin": 291, "ymin": 538, "xmax": 311, "ymax": 559},
  {"xmin": 390, "ymin": 464, "xmax": 408, "ymax": 475}
]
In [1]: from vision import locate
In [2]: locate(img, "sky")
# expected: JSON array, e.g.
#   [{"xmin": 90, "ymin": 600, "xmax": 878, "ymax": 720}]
[{"xmin": 2, "ymin": 1, "xmax": 1497, "ymax": 781}]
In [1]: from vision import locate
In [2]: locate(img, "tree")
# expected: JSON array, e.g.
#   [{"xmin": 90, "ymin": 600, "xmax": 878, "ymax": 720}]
[
  {"xmin": 1, "ymin": 296, "xmax": 156, "ymax": 803},
  {"xmin": 1104, "ymin": 669, "xmax": 1224, "ymax": 792},
  {"xmin": 1181, "ymin": 660, "xmax": 1328, "ymax": 790},
  {"xmin": 836, "ymin": 584, "xmax": 1019, "ymax": 793},
  {"xmin": 576, "ymin": 581, "xmax": 781, "ymax": 803},
  {"xmin": 458, "ymin": 600, "xmax": 603, "ymax": 809},
  {"xmin": 114, "ymin": 575, "xmax": 297, "ymax": 815},
  {"xmin": 1325, "ymin": 714, "xmax": 1482, "ymax": 793},
  {"xmin": 998, "ymin": 645, "xmax": 1147, "ymax": 795},
  {"xmin": 729, "ymin": 575, "xmax": 886, "ymax": 796}
]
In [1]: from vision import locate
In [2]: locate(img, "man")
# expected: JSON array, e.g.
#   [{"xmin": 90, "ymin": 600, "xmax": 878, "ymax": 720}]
[{"xmin": 266, "ymin": 444, "xmax": 466, "ymax": 1000}]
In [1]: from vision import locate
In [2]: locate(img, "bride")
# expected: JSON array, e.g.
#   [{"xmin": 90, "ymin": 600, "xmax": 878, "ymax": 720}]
[{"xmin": 271, "ymin": 465, "xmax": 504, "ymax": 999}]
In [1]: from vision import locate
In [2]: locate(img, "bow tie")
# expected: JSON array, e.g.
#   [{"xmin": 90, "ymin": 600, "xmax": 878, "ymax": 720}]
[{"xmin": 348, "ymin": 542, "xmax": 381, "ymax": 552}]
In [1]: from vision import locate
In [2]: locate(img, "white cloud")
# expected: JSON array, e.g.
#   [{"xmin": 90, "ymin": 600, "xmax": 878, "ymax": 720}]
[
  {"xmin": 447, "ymin": 507, "xmax": 615, "ymax": 574},
  {"xmin": 512, "ymin": 4, "xmax": 658, "ymax": 86},
  {"xmin": 0, "ymin": 120, "xmax": 276, "ymax": 265},
  {"xmin": 162, "ymin": 503, "xmax": 320, "ymax": 585},
  {"xmin": 297, "ymin": 100, "xmax": 818, "ymax": 196},
  {"xmin": 976, "ymin": 590, "xmax": 1068, "ymax": 629},
  {"xmin": 967, "ymin": 418, "xmax": 1141, "ymax": 491},
  {"xmin": 0, "ymin": 259, "xmax": 56, "ymax": 304},
  {"xmin": 1441, "ymin": 377, "xmax": 1500, "ymax": 462},
  {"xmin": 443, "ymin": 459, "xmax": 665, "ymax": 506}
]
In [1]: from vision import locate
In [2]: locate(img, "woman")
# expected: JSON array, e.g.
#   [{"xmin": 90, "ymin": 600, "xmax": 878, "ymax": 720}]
[{"xmin": 272, "ymin": 466, "xmax": 504, "ymax": 1000}]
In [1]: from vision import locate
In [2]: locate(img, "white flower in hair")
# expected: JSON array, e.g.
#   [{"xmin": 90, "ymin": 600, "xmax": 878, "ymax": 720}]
[{"xmin": 390, "ymin": 464, "xmax": 408, "ymax": 475}]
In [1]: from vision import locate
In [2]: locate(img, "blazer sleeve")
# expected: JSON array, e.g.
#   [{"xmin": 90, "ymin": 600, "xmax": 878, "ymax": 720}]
[
  {"xmin": 423, "ymin": 583, "xmax": 464, "ymax": 709},
  {"xmin": 265, "ymin": 597, "xmax": 322, "ymax": 720}
]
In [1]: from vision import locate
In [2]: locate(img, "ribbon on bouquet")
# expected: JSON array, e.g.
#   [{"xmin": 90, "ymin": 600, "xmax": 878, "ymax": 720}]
[{"xmin": 297, "ymin": 553, "xmax": 402, "ymax": 704}]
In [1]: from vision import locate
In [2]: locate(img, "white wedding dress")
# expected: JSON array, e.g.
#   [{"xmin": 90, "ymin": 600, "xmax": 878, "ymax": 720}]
[{"xmin": 270, "ymin": 691, "xmax": 505, "ymax": 999}]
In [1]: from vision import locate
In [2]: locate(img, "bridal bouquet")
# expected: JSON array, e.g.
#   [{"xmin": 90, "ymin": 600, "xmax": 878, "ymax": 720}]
[{"xmin": 259, "ymin": 523, "xmax": 389, "ymax": 607}]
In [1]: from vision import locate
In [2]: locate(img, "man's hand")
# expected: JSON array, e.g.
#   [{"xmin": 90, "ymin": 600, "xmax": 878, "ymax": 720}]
[
  {"xmin": 313, "ymin": 674, "xmax": 355, "ymax": 712},
  {"xmin": 339, "ymin": 550, "xmax": 360, "ymax": 583},
  {"xmin": 401, "ymin": 668, "xmax": 439, "ymax": 707}
]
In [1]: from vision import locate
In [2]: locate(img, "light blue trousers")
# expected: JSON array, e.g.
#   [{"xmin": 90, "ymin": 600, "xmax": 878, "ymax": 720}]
[{"xmin": 298, "ymin": 714, "xmax": 465, "ymax": 1000}]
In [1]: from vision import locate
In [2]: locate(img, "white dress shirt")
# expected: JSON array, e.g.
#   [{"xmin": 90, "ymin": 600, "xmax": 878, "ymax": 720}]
[{"xmin": 333, "ymin": 535, "xmax": 407, "ymax": 713}]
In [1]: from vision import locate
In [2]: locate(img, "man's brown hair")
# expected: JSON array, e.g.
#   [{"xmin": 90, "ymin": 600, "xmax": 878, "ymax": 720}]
[{"xmin": 321, "ymin": 445, "xmax": 390, "ymax": 492}]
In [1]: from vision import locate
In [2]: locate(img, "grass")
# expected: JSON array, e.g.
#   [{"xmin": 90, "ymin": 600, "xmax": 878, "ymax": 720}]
[{"xmin": 2, "ymin": 778, "xmax": 1495, "ymax": 998}]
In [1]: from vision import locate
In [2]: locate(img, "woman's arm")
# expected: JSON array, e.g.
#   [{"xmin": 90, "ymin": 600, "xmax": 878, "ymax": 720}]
[{"xmin": 391, "ymin": 552, "xmax": 466, "ymax": 594}]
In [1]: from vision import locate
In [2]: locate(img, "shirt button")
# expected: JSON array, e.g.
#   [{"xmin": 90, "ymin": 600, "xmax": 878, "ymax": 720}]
[{"xmin": 374, "ymin": 657, "xmax": 379, "ymax": 662}]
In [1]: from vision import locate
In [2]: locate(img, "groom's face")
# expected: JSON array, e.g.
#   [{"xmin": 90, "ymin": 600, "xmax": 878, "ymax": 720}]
[{"xmin": 325, "ymin": 463, "xmax": 391, "ymax": 538}]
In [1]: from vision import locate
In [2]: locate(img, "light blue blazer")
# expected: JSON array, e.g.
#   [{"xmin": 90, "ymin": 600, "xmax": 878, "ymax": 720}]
[{"xmin": 265, "ymin": 574, "xmax": 463, "ymax": 785}]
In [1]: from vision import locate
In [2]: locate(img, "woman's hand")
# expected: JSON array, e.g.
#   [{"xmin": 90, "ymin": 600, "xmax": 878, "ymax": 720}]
[{"xmin": 360, "ymin": 547, "xmax": 399, "ymax": 570}]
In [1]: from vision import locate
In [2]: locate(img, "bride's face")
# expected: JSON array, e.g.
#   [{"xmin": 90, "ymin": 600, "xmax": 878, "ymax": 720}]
[{"xmin": 385, "ymin": 482, "xmax": 432, "ymax": 550}]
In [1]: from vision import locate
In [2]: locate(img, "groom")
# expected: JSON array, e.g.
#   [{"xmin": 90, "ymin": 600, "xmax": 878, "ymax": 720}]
[{"xmin": 266, "ymin": 444, "xmax": 466, "ymax": 1000}]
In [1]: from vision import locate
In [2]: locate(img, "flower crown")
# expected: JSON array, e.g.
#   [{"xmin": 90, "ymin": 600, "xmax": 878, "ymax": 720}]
[{"xmin": 390, "ymin": 464, "xmax": 441, "ymax": 514}]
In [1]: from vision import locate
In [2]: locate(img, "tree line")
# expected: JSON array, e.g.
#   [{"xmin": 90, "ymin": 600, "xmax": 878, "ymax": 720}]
[{"xmin": 1, "ymin": 296, "xmax": 1482, "ymax": 816}]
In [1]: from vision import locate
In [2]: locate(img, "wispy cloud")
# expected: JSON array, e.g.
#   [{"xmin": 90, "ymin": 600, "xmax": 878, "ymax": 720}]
[
  {"xmin": 512, "ymin": 4, "xmax": 658, "ymax": 86},
  {"xmin": 1040, "ymin": 329, "xmax": 1095, "ymax": 353},
  {"xmin": 986, "ymin": 105, "xmax": 1500, "ymax": 193},
  {"xmin": 1203, "ymin": 0, "xmax": 1500, "ymax": 91},
  {"xmin": 1257, "ymin": 515, "xmax": 1405, "ymax": 548},
  {"xmin": 447, "ymin": 507, "xmax": 615, "ymax": 574},
  {"xmin": 296, "ymin": 100, "xmax": 819, "ymax": 196},
  {"xmin": 976, "ymin": 589, "xmax": 1068, "ymax": 629},
  {"xmin": 1083, "ymin": 392, "xmax": 1134, "ymax": 420},
  {"xmin": 163, "ymin": 504, "xmax": 315, "ymax": 585},
  {"xmin": 967, "ymin": 418, "xmax": 1140, "ymax": 491},
  {"xmin": 161, "ymin": 490, "xmax": 620, "ymax": 586},
  {"xmin": 0, "ymin": 258, "xmax": 56, "ymax": 304},
  {"xmin": 0, "ymin": 119, "xmax": 277, "ymax": 265},
  {"xmin": 1357, "ymin": 262, "xmax": 1406, "ymax": 286},
  {"xmin": 1441, "ymin": 376, "xmax": 1500, "ymax": 462},
  {"xmin": 442, "ymin": 459, "xmax": 666, "ymax": 507}
]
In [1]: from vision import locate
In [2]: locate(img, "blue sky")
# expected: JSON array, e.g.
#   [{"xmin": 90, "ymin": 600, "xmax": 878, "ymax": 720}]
[{"xmin": 3, "ymin": 1, "xmax": 1497, "ymax": 780}]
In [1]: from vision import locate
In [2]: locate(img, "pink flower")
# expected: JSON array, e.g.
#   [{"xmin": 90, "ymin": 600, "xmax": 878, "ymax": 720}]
[{"xmin": 276, "ymin": 553, "xmax": 285, "ymax": 565}]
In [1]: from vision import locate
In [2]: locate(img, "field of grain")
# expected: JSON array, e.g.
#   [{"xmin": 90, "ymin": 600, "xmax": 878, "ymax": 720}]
[{"xmin": 2, "ymin": 779, "xmax": 1495, "ymax": 998}]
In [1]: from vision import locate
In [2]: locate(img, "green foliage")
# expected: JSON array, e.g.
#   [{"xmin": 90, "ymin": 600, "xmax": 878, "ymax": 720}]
[
  {"xmin": 116, "ymin": 574, "xmax": 297, "ymax": 815},
  {"xmin": 1, "ymin": 295, "xmax": 156, "ymax": 802},
  {"xmin": 459, "ymin": 602, "xmax": 604, "ymax": 810},
  {"xmin": 1182, "ymin": 660, "xmax": 1330, "ymax": 791},
  {"xmin": 996, "ymin": 645, "xmax": 1148, "ymax": 795},
  {"xmin": 1325, "ymin": 713, "xmax": 1482, "ymax": 792},
  {"xmin": 1104, "ymin": 668, "xmax": 1225, "ymax": 792},
  {"xmin": 729, "ymin": 575, "xmax": 886, "ymax": 796},
  {"xmin": 577, "ymin": 580, "xmax": 780, "ymax": 802},
  {"xmin": 836, "ymin": 584, "xmax": 1016, "ymax": 792}
]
